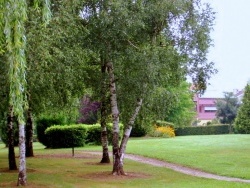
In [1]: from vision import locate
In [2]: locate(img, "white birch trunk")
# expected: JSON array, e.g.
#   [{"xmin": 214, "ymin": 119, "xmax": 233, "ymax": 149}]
[
  {"xmin": 17, "ymin": 122, "xmax": 27, "ymax": 186},
  {"xmin": 119, "ymin": 98, "xmax": 143, "ymax": 168},
  {"xmin": 107, "ymin": 61, "xmax": 121, "ymax": 174}
]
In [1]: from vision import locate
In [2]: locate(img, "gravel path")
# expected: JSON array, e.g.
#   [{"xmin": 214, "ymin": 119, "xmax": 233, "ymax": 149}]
[{"xmin": 86, "ymin": 151, "xmax": 250, "ymax": 183}]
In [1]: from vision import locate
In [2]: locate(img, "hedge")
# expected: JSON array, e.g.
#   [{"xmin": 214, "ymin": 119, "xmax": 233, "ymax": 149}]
[
  {"xmin": 36, "ymin": 117, "xmax": 66, "ymax": 147},
  {"xmin": 84, "ymin": 123, "xmax": 123, "ymax": 145},
  {"xmin": 45, "ymin": 124, "xmax": 87, "ymax": 148},
  {"xmin": 175, "ymin": 124, "xmax": 232, "ymax": 136}
]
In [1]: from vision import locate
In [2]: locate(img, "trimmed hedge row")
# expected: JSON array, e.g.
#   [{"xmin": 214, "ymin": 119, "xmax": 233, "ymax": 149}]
[
  {"xmin": 36, "ymin": 117, "xmax": 66, "ymax": 147},
  {"xmin": 175, "ymin": 125, "xmax": 231, "ymax": 136},
  {"xmin": 45, "ymin": 125, "xmax": 87, "ymax": 148},
  {"xmin": 38, "ymin": 122, "xmax": 124, "ymax": 148}
]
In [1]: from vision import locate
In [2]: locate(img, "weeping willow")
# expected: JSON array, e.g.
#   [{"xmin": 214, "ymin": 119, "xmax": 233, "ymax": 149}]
[{"xmin": 0, "ymin": 0, "xmax": 51, "ymax": 185}]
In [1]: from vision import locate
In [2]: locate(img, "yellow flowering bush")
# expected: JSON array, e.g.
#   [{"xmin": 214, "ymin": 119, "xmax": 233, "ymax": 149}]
[{"xmin": 152, "ymin": 125, "xmax": 175, "ymax": 138}]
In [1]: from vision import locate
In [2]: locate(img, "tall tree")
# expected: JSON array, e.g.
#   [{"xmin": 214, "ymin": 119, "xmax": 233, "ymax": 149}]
[
  {"xmin": 81, "ymin": 0, "xmax": 216, "ymax": 175},
  {"xmin": 216, "ymin": 92, "xmax": 239, "ymax": 124},
  {"xmin": 24, "ymin": 0, "xmax": 89, "ymax": 156},
  {"xmin": 235, "ymin": 84, "xmax": 250, "ymax": 133},
  {"xmin": 0, "ymin": 0, "xmax": 51, "ymax": 185},
  {"xmin": 3, "ymin": 0, "xmax": 28, "ymax": 185}
]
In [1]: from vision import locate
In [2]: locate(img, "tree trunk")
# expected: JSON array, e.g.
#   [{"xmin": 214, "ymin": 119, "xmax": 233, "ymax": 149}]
[
  {"xmin": 17, "ymin": 122, "xmax": 27, "ymax": 186},
  {"xmin": 25, "ymin": 108, "xmax": 34, "ymax": 157},
  {"xmin": 7, "ymin": 106, "xmax": 17, "ymax": 170},
  {"xmin": 119, "ymin": 98, "xmax": 143, "ymax": 169},
  {"xmin": 100, "ymin": 62, "xmax": 110, "ymax": 163},
  {"xmin": 107, "ymin": 61, "xmax": 123, "ymax": 175}
]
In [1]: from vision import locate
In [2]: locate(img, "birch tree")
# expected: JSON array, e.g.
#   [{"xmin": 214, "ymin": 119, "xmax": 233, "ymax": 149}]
[{"xmin": 81, "ymin": 0, "xmax": 216, "ymax": 175}]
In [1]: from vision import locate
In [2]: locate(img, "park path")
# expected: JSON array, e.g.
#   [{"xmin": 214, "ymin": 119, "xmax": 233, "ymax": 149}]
[{"xmin": 85, "ymin": 151, "xmax": 250, "ymax": 183}]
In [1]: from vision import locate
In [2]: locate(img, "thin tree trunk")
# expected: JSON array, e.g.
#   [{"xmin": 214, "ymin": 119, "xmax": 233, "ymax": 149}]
[
  {"xmin": 107, "ymin": 61, "xmax": 122, "ymax": 175},
  {"xmin": 119, "ymin": 98, "xmax": 143, "ymax": 171},
  {"xmin": 25, "ymin": 108, "xmax": 34, "ymax": 157},
  {"xmin": 7, "ymin": 105, "xmax": 17, "ymax": 170},
  {"xmin": 17, "ymin": 122, "xmax": 27, "ymax": 186},
  {"xmin": 100, "ymin": 63, "xmax": 110, "ymax": 163}
]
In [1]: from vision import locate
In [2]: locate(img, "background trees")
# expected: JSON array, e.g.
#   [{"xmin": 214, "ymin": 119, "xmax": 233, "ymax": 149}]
[
  {"xmin": 216, "ymin": 92, "xmax": 239, "ymax": 125},
  {"xmin": 235, "ymin": 84, "xmax": 250, "ymax": 133}
]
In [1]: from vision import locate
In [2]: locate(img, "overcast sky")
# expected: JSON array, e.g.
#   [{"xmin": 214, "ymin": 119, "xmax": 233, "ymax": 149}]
[{"xmin": 201, "ymin": 0, "xmax": 250, "ymax": 97}]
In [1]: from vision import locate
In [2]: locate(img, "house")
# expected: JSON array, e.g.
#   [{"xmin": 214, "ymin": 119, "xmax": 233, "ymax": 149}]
[
  {"xmin": 193, "ymin": 95, "xmax": 217, "ymax": 125},
  {"xmin": 193, "ymin": 89, "xmax": 244, "ymax": 125}
]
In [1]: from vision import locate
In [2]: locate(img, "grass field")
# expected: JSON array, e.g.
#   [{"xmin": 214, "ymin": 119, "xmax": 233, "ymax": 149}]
[
  {"xmin": 1, "ymin": 134, "xmax": 250, "ymax": 187},
  {"xmin": 126, "ymin": 134, "xmax": 250, "ymax": 179}
]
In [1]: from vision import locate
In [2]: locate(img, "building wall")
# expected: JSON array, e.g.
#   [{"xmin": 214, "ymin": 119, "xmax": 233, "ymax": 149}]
[{"xmin": 194, "ymin": 95, "xmax": 217, "ymax": 124}]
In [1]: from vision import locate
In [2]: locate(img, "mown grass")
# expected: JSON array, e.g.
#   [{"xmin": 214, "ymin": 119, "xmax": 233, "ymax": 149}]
[
  {"xmin": 125, "ymin": 134, "xmax": 250, "ymax": 179},
  {"xmin": 0, "ymin": 135, "xmax": 250, "ymax": 187}
]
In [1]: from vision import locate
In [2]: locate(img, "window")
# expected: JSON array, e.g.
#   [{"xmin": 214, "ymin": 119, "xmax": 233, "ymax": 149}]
[{"xmin": 204, "ymin": 106, "xmax": 217, "ymax": 113}]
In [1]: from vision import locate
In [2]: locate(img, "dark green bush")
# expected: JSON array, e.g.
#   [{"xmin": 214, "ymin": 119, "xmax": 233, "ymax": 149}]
[
  {"xmin": 36, "ymin": 117, "xmax": 66, "ymax": 147},
  {"xmin": 175, "ymin": 124, "xmax": 231, "ymax": 136},
  {"xmin": 0, "ymin": 118, "xmax": 19, "ymax": 146},
  {"xmin": 45, "ymin": 124, "xmax": 87, "ymax": 148},
  {"xmin": 85, "ymin": 123, "xmax": 123, "ymax": 145},
  {"xmin": 130, "ymin": 123, "xmax": 147, "ymax": 137}
]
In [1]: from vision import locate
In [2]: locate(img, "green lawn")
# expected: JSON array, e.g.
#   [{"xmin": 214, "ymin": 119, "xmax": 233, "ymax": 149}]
[
  {"xmin": 125, "ymin": 134, "xmax": 250, "ymax": 179},
  {"xmin": 0, "ymin": 135, "xmax": 250, "ymax": 187}
]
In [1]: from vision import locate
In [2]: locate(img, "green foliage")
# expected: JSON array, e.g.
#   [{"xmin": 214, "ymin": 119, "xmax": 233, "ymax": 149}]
[
  {"xmin": 235, "ymin": 84, "xmax": 250, "ymax": 133},
  {"xmin": 139, "ymin": 82, "xmax": 195, "ymax": 129},
  {"xmin": 154, "ymin": 120, "xmax": 174, "ymax": 127},
  {"xmin": 216, "ymin": 92, "xmax": 239, "ymax": 124},
  {"xmin": 85, "ymin": 123, "xmax": 123, "ymax": 145},
  {"xmin": 45, "ymin": 124, "xmax": 87, "ymax": 148},
  {"xmin": 130, "ymin": 123, "xmax": 147, "ymax": 137},
  {"xmin": 36, "ymin": 116, "xmax": 67, "ymax": 147},
  {"xmin": 175, "ymin": 125, "xmax": 231, "ymax": 136},
  {"xmin": 0, "ymin": 118, "xmax": 19, "ymax": 146},
  {"xmin": 165, "ymin": 82, "xmax": 196, "ymax": 127},
  {"xmin": 26, "ymin": 0, "xmax": 89, "ymax": 116},
  {"xmin": 3, "ymin": 0, "xmax": 28, "ymax": 125}
]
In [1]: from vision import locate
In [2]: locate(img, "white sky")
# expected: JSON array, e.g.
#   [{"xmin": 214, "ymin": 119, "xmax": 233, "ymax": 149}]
[{"xmin": 201, "ymin": 0, "xmax": 250, "ymax": 97}]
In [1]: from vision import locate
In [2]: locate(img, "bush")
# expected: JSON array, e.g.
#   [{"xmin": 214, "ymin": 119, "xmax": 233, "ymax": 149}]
[
  {"xmin": 36, "ymin": 117, "xmax": 66, "ymax": 147},
  {"xmin": 45, "ymin": 124, "xmax": 87, "ymax": 148},
  {"xmin": 151, "ymin": 126, "xmax": 175, "ymax": 138},
  {"xmin": 154, "ymin": 120, "xmax": 175, "ymax": 127},
  {"xmin": 85, "ymin": 123, "xmax": 123, "ymax": 145},
  {"xmin": 175, "ymin": 125, "xmax": 231, "ymax": 136},
  {"xmin": 78, "ymin": 96, "xmax": 101, "ymax": 124},
  {"xmin": 0, "ymin": 118, "xmax": 19, "ymax": 146},
  {"xmin": 130, "ymin": 123, "xmax": 147, "ymax": 137},
  {"xmin": 149, "ymin": 120, "xmax": 175, "ymax": 138}
]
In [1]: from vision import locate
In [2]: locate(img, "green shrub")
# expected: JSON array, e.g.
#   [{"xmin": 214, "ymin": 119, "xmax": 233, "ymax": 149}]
[
  {"xmin": 0, "ymin": 118, "xmax": 19, "ymax": 146},
  {"xmin": 85, "ymin": 123, "xmax": 123, "ymax": 145},
  {"xmin": 130, "ymin": 124, "xmax": 147, "ymax": 137},
  {"xmin": 175, "ymin": 125, "xmax": 231, "ymax": 136},
  {"xmin": 154, "ymin": 120, "xmax": 175, "ymax": 127},
  {"xmin": 36, "ymin": 117, "xmax": 66, "ymax": 147},
  {"xmin": 45, "ymin": 124, "xmax": 87, "ymax": 148}
]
